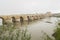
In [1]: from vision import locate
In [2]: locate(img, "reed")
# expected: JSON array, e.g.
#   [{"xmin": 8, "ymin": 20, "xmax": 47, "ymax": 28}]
[{"xmin": 0, "ymin": 24, "xmax": 31, "ymax": 40}]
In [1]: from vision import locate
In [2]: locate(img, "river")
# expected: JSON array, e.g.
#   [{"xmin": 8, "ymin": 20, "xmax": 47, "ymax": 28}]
[{"xmin": 26, "ymin": 17, "xmax": 59, "ymax": 40}]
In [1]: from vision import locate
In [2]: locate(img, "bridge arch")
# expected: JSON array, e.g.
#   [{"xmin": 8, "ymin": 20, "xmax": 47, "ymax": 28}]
[{"xmin": 0, "ymin": 17, "xmax": 4, "ymax": 25}]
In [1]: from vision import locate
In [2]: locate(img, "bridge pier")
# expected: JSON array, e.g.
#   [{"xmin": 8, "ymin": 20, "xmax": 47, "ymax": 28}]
[
  {"xmin": 27, "ymin": 16, "xmax": 31, "ymax": 24},
  {"xmin": 11, "ymin": 16, "xmax": 16, "ymax": 25},
  {"xmin": 20, "ymin": 16, "xmax": 24, "ymax": 26}
]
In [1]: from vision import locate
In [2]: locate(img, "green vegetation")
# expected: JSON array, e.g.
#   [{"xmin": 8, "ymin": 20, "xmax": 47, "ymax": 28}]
[
  {"xmin": 54, "ymin": 28, "xmax": 60, "ymax": 40},
  {"xmin": 42, "ymin": 31, "xmax": 53, "ymax": 40},
  {"xmin": 0, "ymin": 24, "xmax": 31, "ymax": 40},
  {"xmin": 47, "ymin": 35, "xmax": 53, "ymax": 40},
  {"xmin": 52, "ymin": 23, "xmax": 60, "ymax": 40}
]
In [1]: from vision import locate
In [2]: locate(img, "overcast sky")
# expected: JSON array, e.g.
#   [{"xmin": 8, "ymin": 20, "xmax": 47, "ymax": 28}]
[{"xmin": 0, "ymin": 0, "xmax": 60, "ymax": 15}]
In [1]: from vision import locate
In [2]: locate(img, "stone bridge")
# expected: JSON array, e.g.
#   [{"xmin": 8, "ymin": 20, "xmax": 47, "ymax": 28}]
[{"xmin": 0, "ymin": 13, "xmax": 52, "ymax": 25}]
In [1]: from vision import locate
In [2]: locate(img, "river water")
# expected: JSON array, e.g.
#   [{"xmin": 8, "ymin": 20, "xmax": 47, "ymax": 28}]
[{"xmin": 26, "ymin": 17, "xmax": 60, "ymax": 40}]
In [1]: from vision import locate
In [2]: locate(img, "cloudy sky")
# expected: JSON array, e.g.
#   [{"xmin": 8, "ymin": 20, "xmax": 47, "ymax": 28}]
[{"xmin": 0, "ymin": 0, "xmax": 60, "ymax": 15}]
